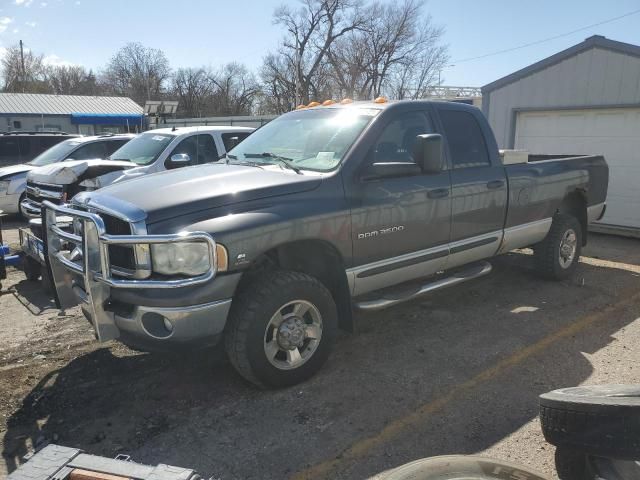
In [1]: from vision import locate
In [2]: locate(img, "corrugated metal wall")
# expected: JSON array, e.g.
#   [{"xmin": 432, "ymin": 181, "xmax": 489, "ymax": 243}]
[{"xmin": 485, "ymin": 48, "xmax": 640, "ymax": 148}]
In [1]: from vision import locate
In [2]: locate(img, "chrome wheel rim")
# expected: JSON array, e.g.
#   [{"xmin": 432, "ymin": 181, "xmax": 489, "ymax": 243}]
[
  {"xmin": 263, "ymin": 300, "xmax": 323, "ymax": 370},
  {"xmin": 559, "ymin": 228, "xmax": 578, "ymax": 269}
]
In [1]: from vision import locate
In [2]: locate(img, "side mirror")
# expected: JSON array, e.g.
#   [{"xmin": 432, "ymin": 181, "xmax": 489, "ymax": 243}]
[
  {"xmin": 166, "ymin": 153, "xmax": 191, "ymax": 169},
  {"xmin": 413, "ymin": 134, "xmax": 443, "ymax": 174},
  {"xmin": 362, "ymin": 162, "xmax": 422, "ymax": 181}
]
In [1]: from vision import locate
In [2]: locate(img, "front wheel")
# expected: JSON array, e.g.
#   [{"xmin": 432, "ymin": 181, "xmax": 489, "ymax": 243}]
[
  {"xmin": 225, "ymin": 270, "xmax": 337, "ymax": 388},
  {"xmin": 23, "ymin": 255, "xmax": 41, "ymax": 282},
  {"xmin": 534, "ymin": 214, "xmax": 582, "ymax": 280}
]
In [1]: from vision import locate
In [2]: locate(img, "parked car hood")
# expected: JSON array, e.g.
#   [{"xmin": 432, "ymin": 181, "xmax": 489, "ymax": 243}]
[
  {"xmin": 27, "ymin": 159, "xmax": 134, "ymax": 185},
  {"xmin": 0, "ymin": 163, "xmax": 34, "ymax": 179},
  {"xmin": 78, "ymin": 163, "xmax": 323, "ymax": 224}
]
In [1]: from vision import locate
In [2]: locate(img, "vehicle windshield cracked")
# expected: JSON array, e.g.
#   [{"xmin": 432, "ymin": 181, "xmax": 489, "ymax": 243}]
[{"xmin": 227, "ymin": 107, "xmax": 379, "ymax": 172}]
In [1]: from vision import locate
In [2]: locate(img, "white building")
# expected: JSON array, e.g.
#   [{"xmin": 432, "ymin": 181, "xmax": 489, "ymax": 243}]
[
  {"xmin": 0, "ymin": 93, "xmax": 144, "ymax": 136},
  {"xmin": 482, "ymin": 35, "xmax": 640, "ymax": 235}
]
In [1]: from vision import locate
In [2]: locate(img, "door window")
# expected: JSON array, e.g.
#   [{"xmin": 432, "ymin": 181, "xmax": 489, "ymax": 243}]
[
  {"xmin": 373, "ymin": 112, "xmax": 430, "ymax": 163},
  {"xmin": 105, "ymin": 139, "xmax": 130, "ymax": 155},
  {"xmin": 67, "ymin": 141, "xmax": 108, "ymax": 160},
  {"xmin": 169, "ymin": 134, "xmax": 219, "ymax": 165},
  {"xmin": 222, "ymin": 132, "xmax": 251, "ymax": 151},
  {"xmin": 438, "ymin": 109, "xmax": 490, "ymax": 168}
]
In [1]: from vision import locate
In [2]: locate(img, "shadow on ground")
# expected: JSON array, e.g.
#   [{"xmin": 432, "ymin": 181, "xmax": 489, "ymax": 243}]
[{"xmin": 3, "ymin": 239, "xmax": 640, "ymax": 479}]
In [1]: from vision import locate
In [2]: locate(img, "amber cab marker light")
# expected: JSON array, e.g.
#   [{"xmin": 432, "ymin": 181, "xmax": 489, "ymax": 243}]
[
  {"xmin": 307, "ymin": 101, "xmax": 321, "ymax": 107},
  {"xmin": 340, "ymin": 98, "xmax": 353, "ymax": 104},
  {"xmin": 322, "ymin": 99, "xmax": 335, "ymax": 106},
  {"xmin": 374, "ymin": 96, "xmax": 387, "ymax": 104},
  {"xmin": 295, "ymin": 104, "xmax": 306, "ymax": 110}
]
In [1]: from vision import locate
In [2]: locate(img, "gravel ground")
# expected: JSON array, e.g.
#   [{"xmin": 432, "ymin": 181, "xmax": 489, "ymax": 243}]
[{"xmin": 1, "ymin": 217, "xmax": 639, "ymax": 479}]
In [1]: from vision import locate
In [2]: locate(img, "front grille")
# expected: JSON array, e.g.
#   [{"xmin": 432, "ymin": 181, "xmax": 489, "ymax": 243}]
[
  {"xmin": 101, "ymin": 214, "xmax": 136, "ymax": 273},
  {"xmin": 26, "ymin": 181, "xmax": 65, "ymax": 210}
]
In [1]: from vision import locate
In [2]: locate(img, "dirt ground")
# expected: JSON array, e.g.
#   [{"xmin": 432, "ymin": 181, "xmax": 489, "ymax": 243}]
[{"xmin": 1, "ymin": 217, "xmax": 639, "ymax": 479}]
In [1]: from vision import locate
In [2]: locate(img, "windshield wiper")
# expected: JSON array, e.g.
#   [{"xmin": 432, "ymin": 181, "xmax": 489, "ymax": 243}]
[
  {"xmin": 225, "ymin": 153, "xmax": 237, "ymax": 164},
  {"xmin": 244, "ymin": 152, "xmax": 302, "ymax": 174}
]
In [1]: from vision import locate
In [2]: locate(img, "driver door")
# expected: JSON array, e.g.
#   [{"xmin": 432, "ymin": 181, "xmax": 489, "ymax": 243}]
[{"xmin": 349, "ymin": 110, "xmax": 452, "ymax": 296}]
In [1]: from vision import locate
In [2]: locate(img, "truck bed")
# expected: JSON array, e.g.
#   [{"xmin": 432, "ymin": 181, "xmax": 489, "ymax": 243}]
[{"xmin": 504, "ymin": 154, "xmax": 608, "ymax": 229}]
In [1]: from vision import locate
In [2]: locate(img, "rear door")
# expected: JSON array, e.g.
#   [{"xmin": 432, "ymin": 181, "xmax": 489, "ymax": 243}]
[
  {"xmin": 436, "ymin": 105, "xmax": 507, "ymax": 269},
  {"xmin": 349, "ymin": 109, "xmax": 451, "ymax": 296}
]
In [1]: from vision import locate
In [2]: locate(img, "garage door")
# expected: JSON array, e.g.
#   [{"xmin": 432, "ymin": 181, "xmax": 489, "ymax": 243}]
[{"xmin": 515, "ymin": 108, "xmax": 640, "ymax": 230}]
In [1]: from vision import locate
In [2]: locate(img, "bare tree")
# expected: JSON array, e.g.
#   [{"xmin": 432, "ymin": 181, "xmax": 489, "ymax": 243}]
[
  {"xmin": 329, "ymin": 0, "xmax": 448, "ymax": 100},
  {"xmin": 102, "ymin": 42, "xmax": 171, "ymax": 105},
  {"xmin": 259, "ymin": 52, "xmax": 297, "ymax": 114},
  {"xmin": 171, "ymin": 67, "xmax": 217, "ymax": 117},
  {"xmin": 210, "ymin": 63, "xmax": 260, "ymax": 115},
  {"xmin": 46, "ymin": 65, "xmax": 102, "ymax": 95},
  {"xmin": 1, "ymin": 44, "xmax": 48, "ymax": 93},
  {"xmin": 272, "ymin": 0, "xmax": 365, "ymax": 105}
]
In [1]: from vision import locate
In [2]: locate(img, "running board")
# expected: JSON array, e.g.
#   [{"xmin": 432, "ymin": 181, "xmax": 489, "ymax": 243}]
[{"xmin": 354, "ymin": 261, "xmax": 493, "ymax": 312}]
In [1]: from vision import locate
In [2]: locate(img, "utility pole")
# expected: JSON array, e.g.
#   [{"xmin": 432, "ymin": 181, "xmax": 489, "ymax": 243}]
[{"xmin": 19, "ymin": 40, "xmax": 26, "ymax": 93}]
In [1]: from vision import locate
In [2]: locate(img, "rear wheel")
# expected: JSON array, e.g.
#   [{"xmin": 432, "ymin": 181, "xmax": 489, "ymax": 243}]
[
  {"xmin": 534, "ymin": 214, "xmax": 582, "ymax": 280},
  {"xmin": 225, "ymin": 270, "xmax": 337, "ymax": 388}
]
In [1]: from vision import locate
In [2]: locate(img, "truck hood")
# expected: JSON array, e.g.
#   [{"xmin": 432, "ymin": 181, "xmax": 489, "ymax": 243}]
[
  {"xmin": 27, "ymin": 159, "xmax": 134, "ymax": 185},
  {"xmin": 77, "ymin": 163, "xmax": 323, "ymax": 224},
  {"xmin": 0, "ymin": 163, "xmax": 34, "ymax": 179}
]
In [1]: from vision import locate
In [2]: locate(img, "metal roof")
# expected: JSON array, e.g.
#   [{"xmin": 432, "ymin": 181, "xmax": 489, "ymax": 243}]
[
  {"xmin": 482, "ymin": 35, "xmax": 640, "ymax": 93},
  {"xmin": 0, "ymin": 93, "xmax": 143, "ymax": 115}
]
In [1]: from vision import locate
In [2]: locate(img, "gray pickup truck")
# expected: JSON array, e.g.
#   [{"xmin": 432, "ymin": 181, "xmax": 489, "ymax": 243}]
[{"xmin": 42, "ymin": 100, "xmax": 608, "ymax": 388}]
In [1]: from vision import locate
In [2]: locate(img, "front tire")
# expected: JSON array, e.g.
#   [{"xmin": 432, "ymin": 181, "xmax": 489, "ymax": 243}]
[
  {"xmin": 23, "ymin": 255, "xmax": 41, "ymax": 281},
  {"xmin": 225, "ymin": 270, "xmax": 337, "ymax": 388},
  {"xmin": 534, "ymin": 214, "xmax": 582, "ymax": 280},
  {"xmin": 18, "ymin": 192, "xmax": 28, "ymax": 220}
]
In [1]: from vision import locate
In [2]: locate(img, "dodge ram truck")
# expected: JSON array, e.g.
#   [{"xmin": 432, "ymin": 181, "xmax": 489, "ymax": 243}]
[{"xmin": 42, "ymin": 99, "xmax": 608, "ymax": 388}]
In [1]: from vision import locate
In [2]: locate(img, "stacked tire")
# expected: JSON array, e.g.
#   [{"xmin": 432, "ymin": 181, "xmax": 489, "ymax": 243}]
[{"xmin": 539, "ymin": 385, "xmax": 640, "ymax": 480}]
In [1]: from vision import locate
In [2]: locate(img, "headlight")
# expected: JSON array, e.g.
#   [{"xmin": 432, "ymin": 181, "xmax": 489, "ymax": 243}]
[
  {"xmin": 0, "ymin": 180, "xmax": 10, "ymax": 195},
  {"xmin": 151, "ymin": 242, "xmax": 228, "ymax": 276}
]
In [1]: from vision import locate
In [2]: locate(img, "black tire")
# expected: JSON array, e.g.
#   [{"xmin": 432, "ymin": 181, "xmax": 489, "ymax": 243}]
[
  {"xmin": 18, "ymin": 192, "xmax": 28, "ymax": 220},
  {"xmin": 23, "ymin": 255, "xmax": 41, "ymax": 281},
  {"xmin": 40, "ymin": 265, "xmax": 53, "ymax": 295},
  {"xmin": 554, "ymin": 448, "xmax": 588, "ymax": 480},
  {"xmin": 539, "ymin": 385, "xmax": 640, "ymax": 460},
  {"xmin": 534, "ymin": 214, "xmax": 582, "ymax": 280},
  {"xmin": 371, "ymin": 455, "xmax": 549, "ymax": 479},
  {"xmin": 225, "ymin": 270, "xmax": 337, "ymax": 388}
]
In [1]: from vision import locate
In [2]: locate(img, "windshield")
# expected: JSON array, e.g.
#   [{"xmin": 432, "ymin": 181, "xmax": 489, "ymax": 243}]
[
  {"xmin": 110, "ymin": 132, "xmax": 175, "ymax": 165},
  {"xmin": 228, "ymin": 107, "xmax": 379, "ymax": 172},
  {"xmin": 28, "ymin": 140, "xmax": 80, "ymax": 166}
]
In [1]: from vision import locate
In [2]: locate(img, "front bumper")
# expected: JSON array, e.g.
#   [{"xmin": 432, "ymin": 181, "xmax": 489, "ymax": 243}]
[
  {"xmin": 20, "ymin": 198, "xmax": 44, "ymax": 218},
  {"xmin": 43, "ymin": 201, "xmax": 230, "ymax": 347}
]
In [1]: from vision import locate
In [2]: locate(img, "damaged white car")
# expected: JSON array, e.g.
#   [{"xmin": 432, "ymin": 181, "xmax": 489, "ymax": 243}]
[{"xmin": 19, "ymin": 125, "xmax": 254, "ymax": 285}]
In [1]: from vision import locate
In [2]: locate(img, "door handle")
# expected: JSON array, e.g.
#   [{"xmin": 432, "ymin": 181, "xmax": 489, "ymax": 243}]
[
  {"xmin": 487, "ymin": 180, "xmax": 505, "ymax": 189},
  {"xmin": 428, "ymin": 188, "xmax": 449, "ymax": 199}
]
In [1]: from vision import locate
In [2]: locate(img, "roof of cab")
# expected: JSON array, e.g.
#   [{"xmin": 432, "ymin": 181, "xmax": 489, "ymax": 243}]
[{"xmin": 69, "ymin": 133, "xmax": 137, "ymax": 143}]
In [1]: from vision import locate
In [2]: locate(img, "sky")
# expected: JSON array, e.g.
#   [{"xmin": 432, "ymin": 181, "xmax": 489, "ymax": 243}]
[{"xmin": 0, "ymin": 0, "xmax": 639, "ymax": 88}]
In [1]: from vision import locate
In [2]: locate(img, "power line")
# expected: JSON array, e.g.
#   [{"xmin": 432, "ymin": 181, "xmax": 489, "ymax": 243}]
[{"xmin": 452, "ymin": 8, "xmax": 640, "ymax": 64}]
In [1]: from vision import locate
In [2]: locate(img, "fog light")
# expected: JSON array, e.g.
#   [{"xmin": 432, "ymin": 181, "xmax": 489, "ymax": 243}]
[
  {"xmin": 141, "ymin": 312, "xmax": 174, "ymax": 339},
  {"xmin": 163, "ymin": 318, "xmax": 174, "ymax": 333}
]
